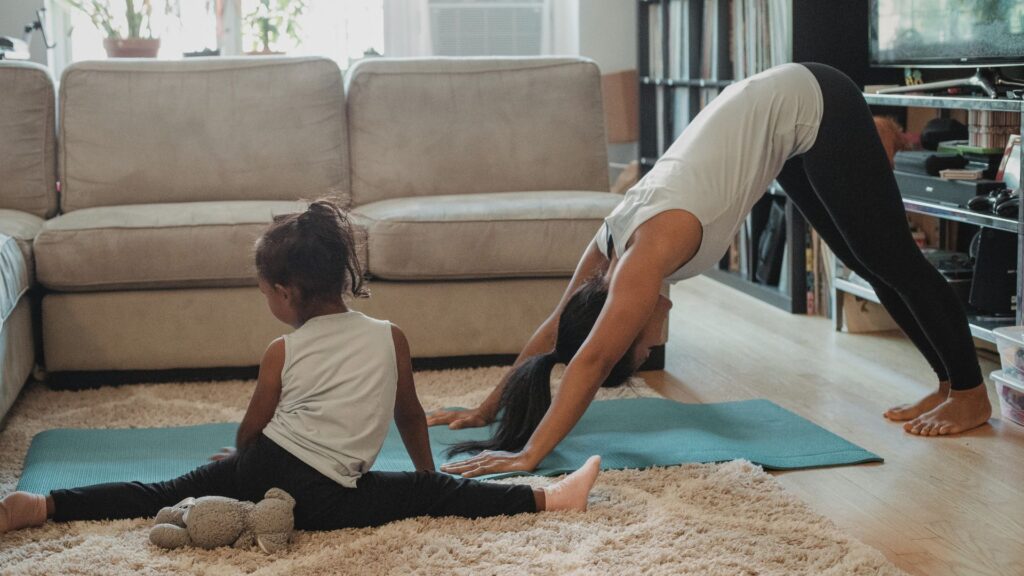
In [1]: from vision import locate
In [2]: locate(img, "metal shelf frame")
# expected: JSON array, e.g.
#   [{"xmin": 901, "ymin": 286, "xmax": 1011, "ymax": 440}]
[{"xmin": 833, "ymin": 93, "xmax": 1024, "ymax": 340}]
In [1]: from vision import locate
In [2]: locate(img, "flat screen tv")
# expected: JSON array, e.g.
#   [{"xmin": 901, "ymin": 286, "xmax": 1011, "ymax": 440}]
[{"xmin": 870, "ymin": 0, "xmax": 1024, "ymax": 67}]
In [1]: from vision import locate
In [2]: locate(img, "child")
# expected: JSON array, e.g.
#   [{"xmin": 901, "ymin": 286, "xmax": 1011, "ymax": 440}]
[{"xmin": 0, "ymin": 200, "xmax": 601, "ymax": 536}]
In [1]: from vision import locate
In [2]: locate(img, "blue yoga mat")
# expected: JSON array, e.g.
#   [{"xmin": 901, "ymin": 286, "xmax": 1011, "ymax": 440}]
[{"xmin": 17, "ymin": 398, "xmax": 881, "ymax": 493}]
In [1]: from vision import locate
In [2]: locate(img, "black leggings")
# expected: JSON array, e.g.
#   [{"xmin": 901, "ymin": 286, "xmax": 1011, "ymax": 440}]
[
  {"xmin": 50, "ymin": 434, "xmax": 537, "ymax": 530},
  {"xmin": 777, "ymin": 63, "xmax": 982, "ymax": 391}
]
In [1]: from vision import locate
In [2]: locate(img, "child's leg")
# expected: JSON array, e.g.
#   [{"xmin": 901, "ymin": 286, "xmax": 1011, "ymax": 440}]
[
  {"xmin": 0, "ymin": 454, "xmax": 241, "ymax": 532},
  {"xmin": 301, "ymin": 455, "xmax": 602, "ymax": 531}
]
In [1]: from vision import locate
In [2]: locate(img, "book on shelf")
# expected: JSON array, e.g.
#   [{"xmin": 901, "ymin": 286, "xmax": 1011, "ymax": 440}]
[
  {"xmin": 672, "ymin": 89, "xmax": 689, "ymax": 139},
  {"xmin": 668, "ymin": 0, "xmax": 687, "ymax": 80},
  {"xmin": 649, "ymin": 2, "xmax": 663, "ymax": 78},
  {"xmin": 731, "ymin": 0, "xmax": 790, "ymax": 80}
]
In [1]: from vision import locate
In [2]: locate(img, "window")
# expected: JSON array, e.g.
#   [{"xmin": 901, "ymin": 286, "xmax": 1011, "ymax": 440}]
[
  {"xmin": 51, "ymin": 0, "xmax": 384, "ymax": 74},
  {"xmin": 429, "ymin": 0, "xmax": 545, "ymax": 56}
]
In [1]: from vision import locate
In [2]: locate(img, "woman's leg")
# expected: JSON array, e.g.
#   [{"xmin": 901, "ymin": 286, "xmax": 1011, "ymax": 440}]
[
  {"xmin": 796, "ymin": 62, "xmax": 989, "ymax": 435},
  {"xmin": 777, "ymin": 159, "xmax": 953, "ymax": 420}
]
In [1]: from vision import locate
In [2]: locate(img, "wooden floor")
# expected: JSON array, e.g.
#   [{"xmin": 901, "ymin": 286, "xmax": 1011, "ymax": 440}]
[{"xmin": 641, "ymin": 276, "xmax": 1024, "ymax": 576}]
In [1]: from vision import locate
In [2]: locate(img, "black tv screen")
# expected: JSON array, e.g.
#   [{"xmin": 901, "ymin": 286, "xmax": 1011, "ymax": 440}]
[{"xmin": 871, "ymin": 0, "xmax": 1024, "ymax": 66}]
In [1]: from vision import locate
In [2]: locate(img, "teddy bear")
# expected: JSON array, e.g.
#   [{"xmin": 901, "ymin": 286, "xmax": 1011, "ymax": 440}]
[{"xmin": 149, "ymin": 488, "xmax": 295, "ymax": 554}]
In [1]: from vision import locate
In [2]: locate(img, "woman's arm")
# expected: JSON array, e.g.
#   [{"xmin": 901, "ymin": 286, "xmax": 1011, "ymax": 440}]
[
  {"xmin": 235, "ymin": 338, "xmax": 286, "ymax": 451},
  {"xmin": 426, "ymin": 236, "xmax": 611, "ymax": 429},
  {"xmin": 441, "ymin": 210, "xmax": 700, "ymax": 477},
  {"xmin": 392, "ymin": 325, "xmax": 436, "ymax": 471}
]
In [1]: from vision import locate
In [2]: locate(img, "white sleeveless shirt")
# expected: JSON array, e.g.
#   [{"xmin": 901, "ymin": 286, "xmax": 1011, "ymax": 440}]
[
  {"xmin": 262, "ymin": 311, "xmax": 397, "ymax": 488},
  {"xmin": 598, "ymin": 63, "xmax": 824, "ymax": 282}
]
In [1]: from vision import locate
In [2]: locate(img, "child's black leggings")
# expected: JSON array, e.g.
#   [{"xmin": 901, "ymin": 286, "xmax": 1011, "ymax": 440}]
[
  {"xmin": 776, "ymin": 63, "xmax": 982, "ymax": 391},
  {"xmin": 49, "ymin": 434, "xmax": 537, "ymax": 530}
]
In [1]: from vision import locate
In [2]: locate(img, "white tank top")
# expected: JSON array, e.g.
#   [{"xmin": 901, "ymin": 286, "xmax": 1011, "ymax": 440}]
[
  {"xmin": 598, "ymin": 63, "xmax": 824, "ymax": 282},
  {"xmin": 262, "ymin": 311, "xmax": 397, "ymax": 488}
]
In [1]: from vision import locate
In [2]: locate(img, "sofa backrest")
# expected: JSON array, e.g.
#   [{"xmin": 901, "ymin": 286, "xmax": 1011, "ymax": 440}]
[
  {"xmin": 59, "ymin": 57, "xmax": 349, "ymax": 212},
  {"xmin": 345, "ymin": 57, "xmax": 609, "ymax": 206},
  {"xmin": 0, "ymin": 61, "xmax": 58, "ymax": 218}
]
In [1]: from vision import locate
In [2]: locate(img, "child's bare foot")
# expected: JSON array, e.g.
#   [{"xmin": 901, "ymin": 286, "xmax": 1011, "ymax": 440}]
[
  {"xmin": 905, "ymin": 384, "xmax": 992, "ymax": 436},
  {"xmin": 542, "ymin": 455, "xmax": 601, "ymax": 512},
  {"xmin": 0, "ymin": 492, "xmax": 47, "ymax": 534},
  {"xmin": 885, "ymin": 381, "xmax": 950, "ymax": 421}
]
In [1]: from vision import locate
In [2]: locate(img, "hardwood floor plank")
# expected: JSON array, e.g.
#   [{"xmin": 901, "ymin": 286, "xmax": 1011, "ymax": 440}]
[{"xmin": 651, "ymin": 276, "xmax": 1024, "ymax": 576}]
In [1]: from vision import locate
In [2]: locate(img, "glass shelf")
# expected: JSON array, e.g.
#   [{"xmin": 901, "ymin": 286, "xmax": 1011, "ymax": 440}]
[
  {"xmin": 864, "ymin": 93, "xmax": 1024, "ymax": 112},
  {"xmin": 902, "ymin": 198, "xmax": 1020, "ymax": 233},
  {"xmin": 833, "ymin": 276, "xmax": 1013, "ymax": 343}
]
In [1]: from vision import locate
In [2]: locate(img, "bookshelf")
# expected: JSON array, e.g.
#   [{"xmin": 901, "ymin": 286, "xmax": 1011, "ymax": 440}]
[{"xmin": 636, "ymin": 0, "xmax": 900, "ymax": 314}]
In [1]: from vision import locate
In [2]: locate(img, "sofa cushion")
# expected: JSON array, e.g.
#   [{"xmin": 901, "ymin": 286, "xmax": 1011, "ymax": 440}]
[
  {"xmin": 0, "ymin": 209, "xmax": 44, "ymax": 282},
  {"xmin": 35, "ymin": 201, "xmax": 369, "ymax": 291},
  {"xmin": 0, "ymin": 234, "xmax": 30, "ymax": 323},
  {"xmin": 0, "ymin": 61, "xmax": 57, "ymax": 218},
  {"xmin": 345, "ymin": 58, "xmax": 609, "ymax": 205},
  {"xmin": 356, "ymin": 191, "xmax": 621, "ymax": 280},
  {"xmin": 59, "ymin": 57, "xmax": 349, "ymax": 212}
]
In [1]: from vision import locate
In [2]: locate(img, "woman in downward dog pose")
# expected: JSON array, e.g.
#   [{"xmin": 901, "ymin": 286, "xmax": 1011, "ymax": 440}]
[
  {"xmin": 0, "ymin": 201, "xmax": 602, "ymax": 536},
  {"xmin": 431, "ymin": 62, "xmax": 991, "ymax": 478}
]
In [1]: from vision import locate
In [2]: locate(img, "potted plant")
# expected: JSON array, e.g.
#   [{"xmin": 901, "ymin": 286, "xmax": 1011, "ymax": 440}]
[
  {"xmin": 61, "ymin": 0, "xmax": 180, "ymax": 58},
  {"xmin": 244, "ymin": 0, "xmax": 306, "ymax": 55}
]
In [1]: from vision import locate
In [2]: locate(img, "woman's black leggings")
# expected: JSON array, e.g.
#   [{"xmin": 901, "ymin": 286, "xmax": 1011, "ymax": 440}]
[
  {"xmin": 776, "ymin": 63, "xmax": 982, "ymax": 391},
  {"xmin": 49, "ymin": 434, "xmax": 537, "ymax": 530}
]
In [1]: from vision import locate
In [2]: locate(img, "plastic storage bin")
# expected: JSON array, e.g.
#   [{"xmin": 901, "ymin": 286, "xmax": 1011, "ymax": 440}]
[
  {"xmin": 992, "ymin": 326, "xmax": 1024, "ymax": 375},
  {"xmin": 990, "ymin": 370, "xmax": 1024, "ymax": 427}
]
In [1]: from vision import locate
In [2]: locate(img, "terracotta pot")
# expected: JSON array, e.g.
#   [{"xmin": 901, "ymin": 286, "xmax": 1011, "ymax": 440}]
[{"xmin": 103, "ymin": 37, "xmax": 161, "ymax": 58}]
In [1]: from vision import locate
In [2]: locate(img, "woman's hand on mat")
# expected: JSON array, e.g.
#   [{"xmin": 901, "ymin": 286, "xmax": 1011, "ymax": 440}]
[
  {"xmin": 426, "ymin": 407, "xmax": 493, "ymax": 430},
  {"xmin": 209, "ymin": 447, "xmax": 237, "ymax": 461},
  {"xmin": 440, "ymin": 450, "xmax": 537, "ymax": 478}
]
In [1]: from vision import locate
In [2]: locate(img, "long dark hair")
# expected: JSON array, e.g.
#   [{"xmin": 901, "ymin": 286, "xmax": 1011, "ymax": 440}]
[
  {"xmin": 255, "ymin": 199, "xmax": 368, "ymax": 314},
  {"xmin": 447, "ymin": 274, "xmax": 635, "ymax": 456}
]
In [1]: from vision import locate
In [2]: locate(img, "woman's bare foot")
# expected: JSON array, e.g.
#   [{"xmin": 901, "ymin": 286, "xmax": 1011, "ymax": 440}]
[
  {"xmin": 542, "ymin": 455, "xmax": 601, "ymax": 512},
  {"xmin": 884, "ymin": 381, "xmax": 950, "ymax": 421},
  {"xmin": 905, "ymin": 384, "xmax": 992, "ymax": 436},
  {"xmin": 0, "ymin": 492, "xmax": 47, "ymax": 534}
]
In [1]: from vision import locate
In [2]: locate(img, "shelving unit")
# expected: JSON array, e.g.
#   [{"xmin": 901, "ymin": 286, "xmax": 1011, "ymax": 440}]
[
  {"xmin": 832, "ymin": 93, "xmax": 1024, "ymax": 343},
  {"xmin": 636, "ymin": 0, "xmax": 900, "ymax": 314}
]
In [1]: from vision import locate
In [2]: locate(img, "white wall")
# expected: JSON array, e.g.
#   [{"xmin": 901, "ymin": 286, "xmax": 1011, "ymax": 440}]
[
  {"xmin": 578, "ymin": 0, "xmax": 636, "ymax": 74},
  {"xmin": 0, "ymin": 0, "xmax": 49, "ymax": 65}
]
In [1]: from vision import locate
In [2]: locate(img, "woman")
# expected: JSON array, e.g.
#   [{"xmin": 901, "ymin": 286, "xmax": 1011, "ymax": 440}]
[{"xmin": 429, "ymin": 63, "xmax": 992, "ymax": 479}]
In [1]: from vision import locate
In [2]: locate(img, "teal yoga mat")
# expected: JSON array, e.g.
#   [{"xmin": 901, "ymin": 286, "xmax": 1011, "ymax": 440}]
[{"xmin": 17, "ymin": 398, "xmax": 881, "ymax": 493}]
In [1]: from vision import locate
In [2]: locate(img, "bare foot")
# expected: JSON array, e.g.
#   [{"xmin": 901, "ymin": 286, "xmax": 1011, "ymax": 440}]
[
  {"xmin": 0, "ymin": 492, "xmax": 47, "ymax": 534},
  {"xmin": 905, "ymin": 384, "xmax": 992, "ymax": 436},
  {"xmin": 885, "ymin": 381, "xmax": 950, "ymax": 421},
  {"xmin": 542, "ymin": 455, "xmax": 601, "ymax": 512}
]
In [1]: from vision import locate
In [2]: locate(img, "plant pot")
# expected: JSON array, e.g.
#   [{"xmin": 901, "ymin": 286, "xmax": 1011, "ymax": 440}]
[{"xmin": 103, "ymin": 37, "xmax": 161, "ymax": 58}]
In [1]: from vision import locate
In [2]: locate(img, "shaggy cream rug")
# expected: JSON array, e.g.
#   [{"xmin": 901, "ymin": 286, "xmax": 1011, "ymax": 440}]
[{"xmin": 0, "ymin": 368, "xmax": 904, "ymax": 576}]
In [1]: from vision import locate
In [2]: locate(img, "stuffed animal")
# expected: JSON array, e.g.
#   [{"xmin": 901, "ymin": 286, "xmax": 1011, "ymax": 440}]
[{"xmin": 149, "ymin": 488, "xmax": 295, "ymax": 554}]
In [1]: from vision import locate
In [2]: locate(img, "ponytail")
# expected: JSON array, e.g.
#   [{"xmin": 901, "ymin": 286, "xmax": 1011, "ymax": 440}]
[
  {"xmin": 446, "ymin": 352, "xmax": 557, "ymax": 456},
  {"xmin": 445, "ymin": 274, "xmax": 639, "ymax": 458}
]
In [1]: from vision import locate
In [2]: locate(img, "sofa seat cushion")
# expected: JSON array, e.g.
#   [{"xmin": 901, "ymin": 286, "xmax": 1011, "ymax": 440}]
[
  {"xmin": 35, "ymin": 201, "xmax": 369, "ymax": 291},
  {"xmin": 0, "ymin": 209, "xmax": 44, "ymax": 282},
  {"xmin": 356, "ymin": 191, "xmax": 621, "ymax": 280}
]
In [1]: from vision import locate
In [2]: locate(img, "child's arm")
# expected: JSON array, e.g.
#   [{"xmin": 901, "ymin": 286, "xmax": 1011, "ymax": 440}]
[
  {"xmin": 236, "ymin": 338, "xmax": 286, "ymax": 451},
  {"xmin": 391, "ymin": 325, "xmax": 435, "ymax": 471}
]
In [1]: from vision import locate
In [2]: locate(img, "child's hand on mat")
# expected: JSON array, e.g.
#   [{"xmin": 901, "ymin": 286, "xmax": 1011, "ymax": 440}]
[
  {"xmin": 440, "ymin": 450, "xmax": 537, "ymax": 478},
  {"xmin": 426, "ymin": 407, "xmax": 493, "ymax": 430},
  {"xmin": 209, "ymin": 447, "xmax": 237, "ymax": 461}
]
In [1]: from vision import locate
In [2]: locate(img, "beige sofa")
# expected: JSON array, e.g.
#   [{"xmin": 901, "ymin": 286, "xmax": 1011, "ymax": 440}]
[
  {"xmin": 29, "ymin": 56, "xmax": 623, "ymax": 378},
  {"xmin": 0, "ymin": 61, "xmax": 58, "ymax": 416}
]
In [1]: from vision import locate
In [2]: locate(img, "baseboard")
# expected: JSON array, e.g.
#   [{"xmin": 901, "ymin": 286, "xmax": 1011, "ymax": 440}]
[
  {"xmin": 639, "ymin": 345, "xmax": 666, "ymax": 371},
  {"xmin": 44, "ymin": 366, "xmax": 260, "ymax": 390},
  {"xmin": 44, "ymin": 346, "xmax": 666, "ymax": 390}
]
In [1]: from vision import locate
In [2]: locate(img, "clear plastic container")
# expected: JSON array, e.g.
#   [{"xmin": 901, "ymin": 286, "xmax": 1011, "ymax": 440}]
[
  {"xmin": 990, "ymin": 370, "xmax": 1024, "ymax": 427},
  {"xmin": 992, "ymin": 326, "xmax": 1024, "ymax": 376}
]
